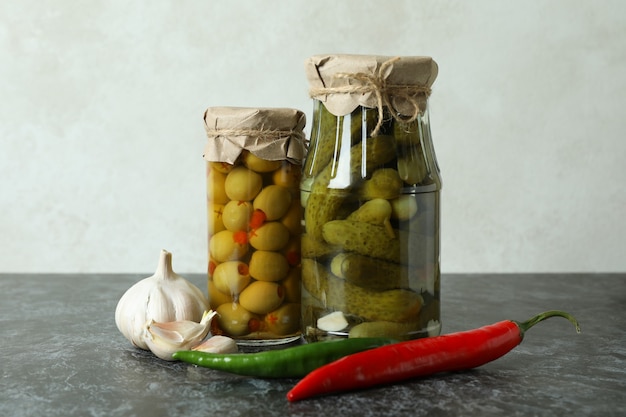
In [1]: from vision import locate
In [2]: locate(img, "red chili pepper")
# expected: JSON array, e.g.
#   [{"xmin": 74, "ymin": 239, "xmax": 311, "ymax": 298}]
[{"xmin": 287, "ymin": 310, "xmax": 580, "ymax": 402}]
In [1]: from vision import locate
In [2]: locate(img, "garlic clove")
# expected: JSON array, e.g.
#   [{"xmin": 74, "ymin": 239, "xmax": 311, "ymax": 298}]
[
  {"xmin": 144, "ymin": 310, "xmax": 216, "ymax": 361},
  {"xmin": 317, "ymin": 311, "xmax": 349, "ymax": 332},
  {"xmin": 192, "ymin": 335, "xmax": 239, "ymax": 354}
]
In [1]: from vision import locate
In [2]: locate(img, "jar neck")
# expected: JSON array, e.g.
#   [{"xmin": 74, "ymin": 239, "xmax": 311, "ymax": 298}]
[{"xmin": 306, "ymin": 101, "xmax": 441, "ymax": 192}]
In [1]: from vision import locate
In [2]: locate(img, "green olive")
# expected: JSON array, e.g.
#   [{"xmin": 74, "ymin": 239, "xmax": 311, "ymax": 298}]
[
  {"xmin": 281, "ymin": 267, "xmax": 301, "ymax": 303},
  {"xmin": 272, "ymin": 162, "xmax": 301, "ymax": 193},
  {"xmin": 253, "ymin": 185, "xmax": 292, "ymax": 221},
  {"xmin": 280, "ymin": 199, "xmax": 302, "ymax": 236},
  {"xmin": 224, "ymin": 166, "xmax": 263, "ymax": 201},
  {"xmin": 207, "ymin": 167, "xmax": 229, "ymax": 204},
  {"xmin": 248, "ymin": 221, "xmax": 290, "ymax": 251},
  {"xmin": 222, "ymin": 200, "xmax": 253, "ymax": 232},
  {"xmin": 238, "ymin": 281, "xmax": 285, "ymax": 315},
  {"xmin": 215, "ymin": 302, "xmax": 258, "ymax": 337},
  {"xmin": 242, "ymin": 151, "xmax": 283, "ymax": 173},
  {"xmin": 208, "ymin": 278, "xmax": 233, "ymax": 310},
  {"xmin": 212, "ymin": 261, "xmax": 251, "ymax": 296},
  {"xmin": 209, "ymin": 161, "xmax": 235, "ymax": 174},
  {"xmin": 209, "ymin": 230, "xmax": 249, "ymax": 263},
  {"xmin": 207, "ymin": 202, "xmax": 226, "ymax": 235},
  {"xmin": 264, "ymin": 303, "xmax": 301, "ymax": 336},
  {"xmin": 248, "ymin": 250, "xmax": 289, "ymax": 282},
  {"xmin": 281, "ymin": 236, "xmax": 301, "ymax": 267}
]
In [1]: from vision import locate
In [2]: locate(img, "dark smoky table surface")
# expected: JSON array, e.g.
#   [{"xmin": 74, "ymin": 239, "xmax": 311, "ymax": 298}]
[{"xmin": 1, "ymin": 273, "xmax": 624, "ymax": 417}]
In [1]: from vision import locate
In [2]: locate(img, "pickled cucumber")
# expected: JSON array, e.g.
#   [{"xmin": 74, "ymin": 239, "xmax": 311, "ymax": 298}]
[
  {"xmin": 322, "ymin": 220, "xmax": 404, "ymax": 263},
  {"xmin": 390, "ymin": 195, "xmax": 418, "ymax": 221},
  {"xmin": 346, "ymin": 198, "xmax": 393, "ymax": 237},
  {"xmin": 301, "ymin": 258, "xmax": 422, "ymax": 322},
  {"xmin": 304, "ymin": 135, "xmax": 397, "ymax": 239},
  {"xmin": 358, "ymin": 168, "xmax": 403, "ymax": 200},
  {"xmin": 301, "ymin": 233, "xmax": 339, "ymax": 258},
  {"xmin": 304, "ymin": 105, "xmax": 380, "ymax": 178},
  {"xmin": 330, "ymin": 252, "xmax": 409, "ymax": 291},
  {"xmin": 303, "ymin": 102, "xmax": 341, "ymax": 177},
  {"xmin": 348, "ymin": 321, "xmax": 421, "ymax": 340},
  {"xmin": 393, "ymin": 119, "xmax": 421, "ymax": 146}
]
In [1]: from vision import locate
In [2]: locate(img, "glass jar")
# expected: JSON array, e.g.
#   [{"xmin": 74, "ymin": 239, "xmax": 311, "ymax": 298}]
[
  {"xmin": 301, "ymin": 55, "xmax": 441, "ymax": 342},
  {"xmin": 203, "ymin": 107, "xmax": 306, "ymax": 346}
]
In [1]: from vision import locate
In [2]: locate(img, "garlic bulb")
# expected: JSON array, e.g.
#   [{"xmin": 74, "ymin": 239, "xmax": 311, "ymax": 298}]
[
  {"xmin": 144, "ymin": 310, "xmax": 216, "ymax": 360},
  {"xmin": 115, "ymin": 249, "xmax": 208, "ymax": 350}
]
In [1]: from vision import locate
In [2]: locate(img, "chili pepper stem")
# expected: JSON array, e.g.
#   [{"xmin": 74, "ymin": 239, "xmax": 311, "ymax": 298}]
[{"xmin": 515, "ymin": 310, "xmax": 581, "ymax": 338}]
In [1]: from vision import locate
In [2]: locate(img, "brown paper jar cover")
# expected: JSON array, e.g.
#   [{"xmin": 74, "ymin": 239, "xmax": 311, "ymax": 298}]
[
  {"xmin": 203, "ymin": 107, "xmax": 306, "ymax": 165},
  {"xmin": 304, "ymin": 54, "xmax": 438, "ymax": 117}
]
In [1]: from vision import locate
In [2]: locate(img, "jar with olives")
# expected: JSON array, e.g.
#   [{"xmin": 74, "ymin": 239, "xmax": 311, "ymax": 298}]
[
  {"xmin": 203, "ymin": 107, "xmax": 306, "ymax": 346},
  {"xmin": 301, "ymin": 55, "xmax": 442, "ymax": 342}
]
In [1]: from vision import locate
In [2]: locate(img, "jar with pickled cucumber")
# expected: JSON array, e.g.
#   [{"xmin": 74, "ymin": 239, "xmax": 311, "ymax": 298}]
[
  {"xmin": 301, "ymin": 55, "xmax": 442, "ymax": 342},
  {"xmin": 203, "ymin": 107, "xmax": 306, "ymax": 346}
]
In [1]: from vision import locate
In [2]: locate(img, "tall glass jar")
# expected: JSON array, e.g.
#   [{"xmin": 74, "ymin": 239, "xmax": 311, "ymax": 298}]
[
  {"xmin": 203, "ymin": 107, "xmax": 306, "ymax": 346},
  {"xmin": 301, "ymin": 55, "xmax": 441, "ymax": 342}
]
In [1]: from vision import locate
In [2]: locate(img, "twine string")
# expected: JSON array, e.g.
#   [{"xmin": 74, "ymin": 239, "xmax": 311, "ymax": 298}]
[
  {"xmin": 205, "ymin": 126, "xmax": 309, "ymax": 154},
  {"xmin": 309, "ymin": 57, "xmax": 432, "ymax": 137},
  {"xmin": 205, "ymin": 127, "xmax": 306, "ymax": 142}
]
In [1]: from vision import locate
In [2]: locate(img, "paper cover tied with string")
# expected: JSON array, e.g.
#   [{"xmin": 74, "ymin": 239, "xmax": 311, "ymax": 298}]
[
  {"xmin": 203, "ymin": 107, "xmax": 307, "ymax": 165},
  {"xmin": 305, "ymin": 54, "xmax": 438, "ymax": 136}
]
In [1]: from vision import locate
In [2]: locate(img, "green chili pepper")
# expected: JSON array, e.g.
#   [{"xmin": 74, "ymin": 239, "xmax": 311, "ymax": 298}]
[{"xmin": 172, "ymin": 337, "xmax": 397, "ymax": 378}]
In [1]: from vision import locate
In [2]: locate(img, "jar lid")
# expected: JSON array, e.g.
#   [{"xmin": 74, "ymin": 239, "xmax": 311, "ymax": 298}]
[
  {"xmin": 203, "ymin": 107, "xmax": 306, "ymax": 165},
  {"xmin": 305, "ymin": 54, "xmax": 438, "ymax": 118}
]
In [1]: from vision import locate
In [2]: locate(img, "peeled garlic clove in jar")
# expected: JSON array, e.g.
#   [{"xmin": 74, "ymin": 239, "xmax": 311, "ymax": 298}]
[{"xmin": 317, "ymin": 311, "xmax": 349, "ymax": 332}]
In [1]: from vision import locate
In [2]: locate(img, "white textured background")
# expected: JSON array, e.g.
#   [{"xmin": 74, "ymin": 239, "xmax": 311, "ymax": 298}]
[{"xmin": 1, "ymin": 0, "xmax": 624, "ymax": 273}]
